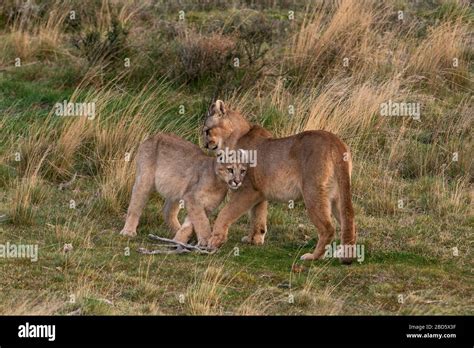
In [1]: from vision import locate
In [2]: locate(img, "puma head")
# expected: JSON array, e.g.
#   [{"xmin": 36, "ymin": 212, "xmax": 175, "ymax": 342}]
[
  {"xmin": 215, "ymin": 160, "xmax": 247, "ymax": 190},
  {"xmin": 202, "ymin": 100, "xmax": 233, "ymax": 151}
]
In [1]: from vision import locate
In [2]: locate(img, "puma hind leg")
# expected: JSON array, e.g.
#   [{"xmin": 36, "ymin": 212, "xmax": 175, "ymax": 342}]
[
  {"xmin": 300, "ymin": 183, "xmax": 336, "ymax": 261},
  {"xmin": 173, "ymin": 216, "xmax": 194, "ymax": 244},
  {"xmin": 182, "ymin": 195, "xmax": 212, "ymax": 246},
  {"xmin": 120, "ymin": 165, "xmax": 154, "ymax": 237},
  {"xmin": 163, "ymin": 199, "xmax": 182, "ymax": 235},
  {"xmin": 242, "ymin": 200, "xmax": 268, "ymax": 245}
]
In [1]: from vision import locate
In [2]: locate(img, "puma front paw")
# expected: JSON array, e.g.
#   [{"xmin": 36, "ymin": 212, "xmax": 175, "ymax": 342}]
[
  {"xmin": 241, "ymin": 235, "xmax": 265, "ymax": 245},
  {"xmin": 241, "ymin": 236, "xmax": 251, "ymax": 244},
  {"xmin": 300, "ymin": 253, "xmax": 317, "ymax": 261},
  {"xmin": 197, "ymin": 238, "xmax": 209, "ymax": 248},
  {"xmin": 208, "ymin": 235, "xmax": 226, "ymax": 249},
  {"xmin": 120, "ymin": 229, "xmax": 137, "ymax": 238}
]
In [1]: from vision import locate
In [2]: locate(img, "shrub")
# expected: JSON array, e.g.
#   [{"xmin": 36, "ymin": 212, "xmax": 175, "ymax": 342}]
[
  {"xmin": 175, "ymin": 31, "xmax": 237, "ymax": 83},
  {"xmin": 72, "ymin": 18, "xmax": 129, "ymax": 69},
  {"xmin": 228, "ymin": 11, "xmax": 275, "ymax": 65}
]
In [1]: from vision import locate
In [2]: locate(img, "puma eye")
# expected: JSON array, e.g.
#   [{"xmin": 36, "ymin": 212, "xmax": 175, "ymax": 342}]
[
  {"xmin": 241, "ymin": 169, "xmax": 246, "ymax": 174},
  {"xmin": 227, "ymin": 168, "xmax": 233, "ymax": 173}
]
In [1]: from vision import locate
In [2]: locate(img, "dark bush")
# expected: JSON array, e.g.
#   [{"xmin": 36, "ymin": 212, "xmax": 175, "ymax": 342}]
[
  {"xmin": 175, "ymin": 31, "xmax": 237, "ymax": 82},
  {"xmin": 72, "ymin": 18, "xmax": 129, "ymax": 69}
]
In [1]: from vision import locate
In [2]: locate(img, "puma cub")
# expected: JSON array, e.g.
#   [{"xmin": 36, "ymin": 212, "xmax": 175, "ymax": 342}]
[{"xmin": 120, "ymin": 133, "xmax": 247, "ymax": 246}]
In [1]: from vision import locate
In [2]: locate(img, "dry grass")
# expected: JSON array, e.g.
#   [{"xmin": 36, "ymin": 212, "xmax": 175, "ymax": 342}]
[
  {"xmin": 0, "ymin": 0, "xmax": 143, "ymax": 69},
  {"xmin": 0, "ymin": 0, "xmax": 70, "ymax": 66},
  {"xmin": 236, "ymin": 288, "xmax": 278, "ymax": 315},
  {"xmin": 292, "ymin": 262, "xmax": 346, "ymax": 315},
  {"xmin": 9, "ymin": 177, "xmax": 43, "ymax": 225},
  {"xmin": 7, "ymin": 142, "xmax": 50, "ymax": 224},
  {"xmin": 224, "ymin": 0, "xmax": 472, "ymax": 222},
  {"xmin": 185, "ymin": 263, "xmax": 227, "ymax": 315},
  {"xmin": 8, "ymin": 76, "xmax": 176, "ymax": 213},
  {"xmin": 0, "ymin": 291, "xmax": 65, "ymax": 315},
  {"xmin": 287, "ymin": 1, "xmax": 390, "ymax": 83},
  {"xmin": 408, "ymin": 19, "xmax": 471, "ymax": 87},
  {"xmin": 96, "ymin": 158, "xmax": 135, "ymax": 214}
]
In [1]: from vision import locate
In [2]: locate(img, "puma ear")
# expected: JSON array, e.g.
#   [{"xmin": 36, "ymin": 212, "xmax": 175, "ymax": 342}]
[
  {"xmin": 216, "ymin": 100, "xmax": 226, "ymax": 115},
  {"xmin": 211, "ymin": 99, "xmax": 226, "ymax": 117}
]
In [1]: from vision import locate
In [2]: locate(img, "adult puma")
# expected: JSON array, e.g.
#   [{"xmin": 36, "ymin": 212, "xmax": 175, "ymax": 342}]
[
  {"xmin": 203, "ymin": 101, "xmax": 356, "ymax": 262},
  {"xmin": 120, "ymin": 132, "xmax": 247, "ymax": 246}
]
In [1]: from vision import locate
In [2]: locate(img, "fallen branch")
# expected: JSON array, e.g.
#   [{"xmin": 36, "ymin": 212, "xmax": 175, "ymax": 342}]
[
  {"xmin": 137, "ymin": 246, "xmax": 191, "ymax": 255},
  {"xmin": 138, "ymin": 234, "xmax": 216, "ymax": 255}
]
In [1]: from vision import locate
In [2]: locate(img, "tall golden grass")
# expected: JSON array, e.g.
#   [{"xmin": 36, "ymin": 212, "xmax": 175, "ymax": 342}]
[{"xmin": 3, "ymin": 0, "xmax": 472, "ymax": 222}]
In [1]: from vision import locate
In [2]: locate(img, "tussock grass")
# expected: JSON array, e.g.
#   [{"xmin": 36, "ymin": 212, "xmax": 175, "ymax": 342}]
[
  {"xmin": 295, "ymin": 264, "xmax": 346, "ymax": 315},
  {"xmin": 9, "ymin": 177, "xmax": 45, "ymax": 225},
  {"xmin": 95, "ymin": 158, "xmax": 135, "ymax": 215},
  {"xmin": 185, "ymin": 263, "xmax": 227, "ymax": 315},
  {"xmin": 0, "ymin": 291, "xmax": 65, "ymax": 315},
  {"xmin": 236, "ymin": 288, "xmax": 278, "ymax": 315},
  {"xmin": 0, "ymin": 0, "xmax": 70, "ymax": 66},
  {"xmin": 407, "ymin": 19, "xmax": 471, "ymax": 88},
  {"xmin": 287, "ymin": 0, "xmax": 388, "ymax": 84}
]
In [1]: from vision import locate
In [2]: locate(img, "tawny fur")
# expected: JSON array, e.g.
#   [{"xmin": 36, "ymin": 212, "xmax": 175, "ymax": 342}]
[
  {"xmin": 202, "ymin": 100, "xmax": 356, "ymax": 262},
  {"xmin": 120, "ymin": 132, "xmax": 247, "ymax": 246}
]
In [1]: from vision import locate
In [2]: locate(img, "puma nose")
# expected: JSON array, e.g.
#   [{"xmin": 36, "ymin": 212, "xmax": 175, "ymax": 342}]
[{"xmin": 228, "ymin": 180, "xmax": 241, "ymax": 189}]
